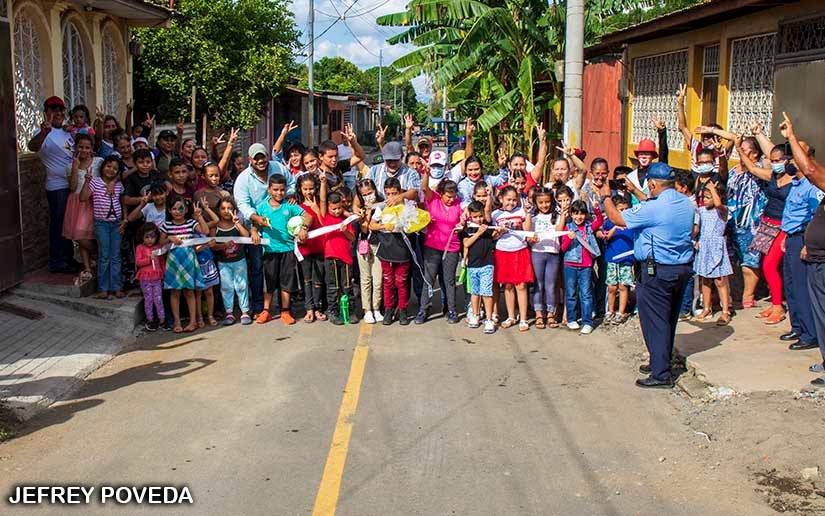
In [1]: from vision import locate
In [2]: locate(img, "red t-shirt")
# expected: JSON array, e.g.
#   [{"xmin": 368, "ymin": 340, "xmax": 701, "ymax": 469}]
[
  {"xmin": 299, "ymin": 203, "xmax": 325, "ymax": 257},
  {"xmin": 323, "ymin": 213, "xmax": 353, "ymax": 265}
]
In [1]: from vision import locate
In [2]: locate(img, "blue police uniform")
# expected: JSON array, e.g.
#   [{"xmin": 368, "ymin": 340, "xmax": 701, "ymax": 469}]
[
  {"xmin": 781, "ymin": 176, "xmax": 825, "ymax": 346},
  {"xmin": 621, "ymin": 163, "xmax": 695, "ymax": 383}
]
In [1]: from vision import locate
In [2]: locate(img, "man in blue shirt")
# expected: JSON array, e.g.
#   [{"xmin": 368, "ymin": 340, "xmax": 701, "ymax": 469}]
[
  {"xmin": 780, "ymin": 154, "xmax": 824, "ymax": 351},
  {"xmin": 233, "ymin": 143, "xmax": 292, "ymax": 315},
  {"xmin": 367, "ymin": 142, "xmax": 421, "ymax": 201},
  {"xmin": 600, "ymin": 162, "xmax": 695, "ymax": 388}
]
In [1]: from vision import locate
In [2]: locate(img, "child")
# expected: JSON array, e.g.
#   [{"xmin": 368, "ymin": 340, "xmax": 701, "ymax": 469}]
[
  {"xmin": 694, "ymin": 181, "xmax": 733, "ymax": 325},
  {"xmin": 195, "ymin": 162, "xmax": 229, "ymax": 213},
  {"xmin": 211, "ymin": 197, "xmax": 251, "ymax": 325},
  {"xmin": 320, "ymin": 176, "xmax": 358, "ymax": 325},
  {"xmin": 160, "ymin": 196, "xmax": 210, "ymax": 332},
  {"xmin": 127, "ymin": 181, "xmax": 168, "ymax": 228},
  {"xmin": 80, "ymin": 155, "xmax": 125, "ymax": 299},
  {"xmin": 194, "ymin": 202, "xmax": 220, "ymax": 327},
  {"xmin": 602, "ymin": 195, "xmax": 635, "ymax": 324},
  {"xmin": 355, "ymin": 178, "xmax": 383, "ymax": 323},
  {"xmin": 123, "ymin": 148, "xmax": 162, "ymax": 207},
  {"xmin": 492, "ymin": 186, "xmax": 534, "ymax": 331},
  {"xmin": 529, "ymin": 187, "xmax": 567, "ymax": 329},
  {"xmin": 369, "ymin": 177, "xmax": 413, "ymax": 326},
  {"xmin": 67, "ymin": 105, "xmax": 95, "ymax": 138},
  {"xmin": 249, "ymin": 174, "xmax": 311, "ymax": 325},
  {"xmin": 462, "ymin": 201, "xmax": 498, "ymax": 333},
  {"xmin": 167, "ymin": 158, "xmax": 195, "ymax": 200},
  {"xmin": 296, "ymin": 174, "xmax": 327, "ymax": 322},
  {"xmin": 560, "ymin": 199, "xmax": 604, "ymax": 334},
  {"xmin": 63, "ymin": 133, "xmax": 101, "ymax": 283},
  {"xmin": 135, "ymin": 223, "xmax": 165, "ymax": 331},
  {"xmin": 417, "ymin": 171, "xmax": 463, "ymax": 324}
]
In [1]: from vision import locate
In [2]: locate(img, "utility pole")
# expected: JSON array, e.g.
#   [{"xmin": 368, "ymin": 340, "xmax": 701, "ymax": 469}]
[
  {"xmin": 563, "ymin": 0, "xmax": 584, "ymax": 146},
  {"xmin": 307, "ymin": 0, "xmax": 315, "ymax": 148},
  {"xmin": 378, "ymin": 49, "xmax": 383, "ymax": 123},
  {"xmin": 393, "ymin": 86, "xmax": 397, "ymax": 112}
]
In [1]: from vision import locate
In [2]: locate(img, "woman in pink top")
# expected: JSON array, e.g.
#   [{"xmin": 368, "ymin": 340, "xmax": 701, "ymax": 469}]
[{"xmin": 416, "ymin": 170, "xmax": 463, "ymax": 324}]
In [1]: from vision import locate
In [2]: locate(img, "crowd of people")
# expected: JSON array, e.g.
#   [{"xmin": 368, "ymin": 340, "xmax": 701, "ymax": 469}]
[{"xmin": 27, "ymin": 88, "xmax": 825, "ymax": 387}]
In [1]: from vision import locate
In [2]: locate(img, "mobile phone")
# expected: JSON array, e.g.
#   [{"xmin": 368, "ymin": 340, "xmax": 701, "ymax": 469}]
[{"xmin": 609, "ymin": 179, "xmax": 626, "ymax": 190}]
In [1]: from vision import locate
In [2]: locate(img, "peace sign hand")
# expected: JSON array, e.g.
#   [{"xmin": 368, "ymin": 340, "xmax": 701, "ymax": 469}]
[
  {"xmin": 535, "ymin": 121, "xmax": 546, "ymax": 141},
  {"xmin": 676, "ymin": 84, "xmax": 687, "ymax": 103},
  {"xmin": 228, "ymin": 127, "xmax": 240, "ymax": 144},
  {"xmin": 652, "ymin": 117, "xmax": 665, "ymax": 130},
  {"xmin": 175, "ymin": 118, "xmax": 185, "ymax": 132},
  {"xmin": 144, "ymin": 113, "xmax": 156, "ymax": 129},
  {"xmin": 465, "ymin": 117, "xmax": 475, "ymax": 137},
  {"xmin": 212, "ymin": 133, "xmax": 226, "ymax": 146},
  {"xmin": 193, "ymin": 200, "xmax": 203, "ymax": 219},
  {"xmin": 232, "ymin": 210, "xmax": 241, "ymax": 225},
  {"xmin": 282, "ymin": 120, "xmax": 298, "ymax": 135},
  {"xmin": 375, "ymin": 124, "xmax": 387, "ymax": 142},
  {"xmin": 404, "ymin": 114, "xmax": 414, "ymax": 129}
]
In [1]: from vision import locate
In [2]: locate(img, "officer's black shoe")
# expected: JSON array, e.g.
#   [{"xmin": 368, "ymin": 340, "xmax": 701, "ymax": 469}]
[
  {"xmin": 398, "ymin": 308, "xmax": 411, "ymax": 326},
  {"xmin": 780, "ymin": 331, "xmax": 800, "ymax": 342},
  {"xmin": 639, "ymin": 363, "xmax": 651, "ymax": 374},
  {"xmin": 789, "ymin": 340, "xmax": 818, "ymax": 351},
  {"xmin": 328, "ymin": 312, "xmax": 344, "ymax": 326},
  {"xmin": 635, "ymin": 376, "xmax": 674, "ymax": 389},
  {"xmin": 382, "ymin": 308, "xmax": 396, "ymax": 326}
]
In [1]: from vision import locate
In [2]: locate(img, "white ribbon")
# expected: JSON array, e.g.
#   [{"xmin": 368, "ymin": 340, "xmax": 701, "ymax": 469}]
[
  {"xmin": 152, "ymin": 237, "xmax": 270, "ymax": 256},
  {"xmin": 612, "ymin": 249, "xmax": 635, "ymax": 261},
  {"xmin": 466, "ymin": 223, "xmax": 568, "ymax": 240},
  {"xmin": 294, "ymin": 214, "xmax": 362, "ymax": 262}
]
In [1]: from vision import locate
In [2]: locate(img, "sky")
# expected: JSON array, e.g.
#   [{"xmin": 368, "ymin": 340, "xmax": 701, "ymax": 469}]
[{"xmin": 289, "ymin": 0, "xmax": 431, "ymax": 101}]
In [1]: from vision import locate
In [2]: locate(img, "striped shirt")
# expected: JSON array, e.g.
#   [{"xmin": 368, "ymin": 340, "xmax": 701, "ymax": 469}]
[
  {"xmin": 88, "ymin": 177, "xmax": 123, "ymax": 221},
  {"xmin": 160, "ymin": 219, "xmax": 199, "ymax": 239}
]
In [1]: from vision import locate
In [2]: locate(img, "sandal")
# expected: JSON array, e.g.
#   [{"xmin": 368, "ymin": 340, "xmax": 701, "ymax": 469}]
[
  {"xmin": 208, "ymin": 316, "xmax": 218, "ymax": 327},
  {"xmin": 519, "ymin": 321, "xmax": 529, "ymax": 332},
  {"xmin": 755, "ymin": 306, "xmax": 773, "ymax": 319},
  {"xmin": 741, "ymin": 297, "xmax": 756, "ymax": 309},
  {"xmin": 547, "ymin": 319, "xmax": 560, "ymax": 328},
  {"xmin": 694, "ymin": 309, "xmax": 713, "ymax": 322},
  {"xmin": 196, "ymin": 317, "xmax": 205, "ymax": 329},
  {"xmin": 315, "ymin": 311, "xmax": 327, "ymax": 321},
  {"xmin": 716, "ymin": 311, "xmax": 732, "ymax": 326},
  {"xmin": 114, "ymin": 291, "xmax": 126, "ymax": 299},
  {"xmin": 183, "ymin": 323, "xmax": 197, "ymax": 332},
  {"xmin": 500, "ymin": 318, "xmax": 516, "ymax": 329},
  {"xmin": 535, "ymin": 314, "xmax": 546, "ymax": 329},
  {"xmin": 173, "ymin": 325, "xmax": 184, "ymax": 333},
  {"xmin": 304, "ymin": 312, "xmax": 315, "ymax": 323},
  {"xmin": 93, "ymin": 291, "xmax": 109, "ymax": 299},
  {"xmin": 764, "ymin": 310, "xmax": 786, "ymax": 325}
]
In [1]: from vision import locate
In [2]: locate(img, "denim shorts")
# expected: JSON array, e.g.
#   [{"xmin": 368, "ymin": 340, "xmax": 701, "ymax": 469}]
[
  {"xmin": 733, "ymin": 228, "xmax": 761, "ymax": 269},
  {"xmin": 468, "ymin": 265, "xmax": 494, "ymax": 297}
]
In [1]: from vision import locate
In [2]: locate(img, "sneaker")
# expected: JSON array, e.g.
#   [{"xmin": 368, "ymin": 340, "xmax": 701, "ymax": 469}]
[
  {"xmin": 447, "ymin": 311, "xmax": 459, "ymax": 324},
  {"xmin": 679, "ymin": 312, "xmax": 693, "ymax": 321},
  {"xmin": 255, "ymin": 310, "xmax": 273, "ymax": 324},
  {"xmin": 580, "ymin": 324, "xmax": 594, "ymax": 335},
  {"xmin": 280, "ymin": 310, "xmax": 296, "ymax": 325},
  {"xmin": 467, "ymin": 312, "xmax": 480, "ymax": 328},
  {"xmin": 398, "ymin": 308, "xmax": 411, "ymax": 325},
  {"xmin": 604, "ymin": 312, "xmax": 616, "ymax": 325},
  {"xmin": 144, "ymin": 320, "xmax": 158, "ymax": 332},
  {"xmin": 414, "ymin": 309, "xmax": 428, "ymax": 325},
  {"xmin": 223, "ymin": 315, "xmax": 236, "ymax": 326},
  {"xmin": 567, "ymin": 321, "xmax": 581, "ymax": 330},
  {"xmin": 615, "ymin": 313, "xmax": 629, "ymax": 325},
  {"xmin": 240, "ymin": 314, "xmax": 252, "ymax": 325},
  {"xmin": 373, "ymin": 310, "xmax": 384, "ymax": 323},
  {"xmin": 483, "ymin": 319, "xmax": 496, "ymax": 334},
  {"xmin": 363, "ymin": 311, "xmax": 375, "ymax": 324},
  {"xmin": 328, "ymin": 311, "xmax": 344, "ymax": 326},
  {"xmin": 382, "ymin": 308, "xmax": 395, "ymax": 326}
]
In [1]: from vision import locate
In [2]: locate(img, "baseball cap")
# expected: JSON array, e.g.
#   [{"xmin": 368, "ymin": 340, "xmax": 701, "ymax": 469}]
[
  {"xmin": 158, "ymin": 129, "xmax": 177, "ymax": 140},
  {"xmin": 248, "ymin": 143, "xmax": 269, "ymax": 159},
  {"xmin": 450, "ymin": 150, "xmax": 465, "ymax": 166},
  {"xmin": 429, "ymin": 150, "xmax": 447, "ymax": 167},
  {"xmin": 647, "ymin": 162, "xmax": 674, "ymax": 180},
  {"xmin": 416, "ymin": 137, "xmax": 431, "ymax": 148},
  {"xmin": 131, "ymin": 137, "xmax": 149, "ymax": 147},
  {"xmin": 43, "ymin": 96, "xmax": 65, "ymax": 110},
  {"xmin": 382, "ymin": 141, "xmax": 403, "ymax": 161}
]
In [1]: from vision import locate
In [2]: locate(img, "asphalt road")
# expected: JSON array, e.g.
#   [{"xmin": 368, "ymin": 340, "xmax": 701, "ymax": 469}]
[{"xmin": 0, "ymin": 314, "xmax": 774, "ymax": 515}]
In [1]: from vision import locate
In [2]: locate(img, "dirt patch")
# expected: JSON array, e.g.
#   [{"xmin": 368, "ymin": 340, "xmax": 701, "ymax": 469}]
[{"xmin": 0, "ymin": 404, "xmax": 19, "ymax": 442}]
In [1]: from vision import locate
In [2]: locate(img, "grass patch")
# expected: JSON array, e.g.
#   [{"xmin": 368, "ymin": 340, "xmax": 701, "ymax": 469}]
[{"xmin": 0, "ymin": 405, "xmax": 18, "ymax": 442}]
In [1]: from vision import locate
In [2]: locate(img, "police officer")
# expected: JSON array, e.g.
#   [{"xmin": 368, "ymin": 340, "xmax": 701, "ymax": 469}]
[{"xmin": 600, "ymin": 162, "xmax": 695, "ymax": 388}]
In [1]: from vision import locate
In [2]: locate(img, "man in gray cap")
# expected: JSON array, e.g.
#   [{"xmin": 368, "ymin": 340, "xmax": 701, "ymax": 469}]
[
  {"xmin": 599, "ymin": 162, "xmax": 695, "ymax": 389},
  {"xmin": 368, "ymin": 141, "xmax": 420, "ymax": 202}
]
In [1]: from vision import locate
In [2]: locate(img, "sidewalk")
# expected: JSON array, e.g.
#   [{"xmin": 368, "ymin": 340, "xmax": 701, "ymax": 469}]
[
  {"xmin": 0, "ymin": 285, "xmax": 141, "ymax": 421},
  {"xmin": 675, "ymin": 307, "xmax": 821, "ymax": 395}
]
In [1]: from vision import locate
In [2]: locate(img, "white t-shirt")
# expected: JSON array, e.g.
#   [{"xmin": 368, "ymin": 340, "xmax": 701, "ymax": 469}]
[
  {"xmin": 35, "ymin": 127, "xmax": 74, "ymax": 191},
  {"xmin": 492, "ymin": 207, "xmax": 527, "ymax": 252},
  {"xmin": 544, "ymin": 178, "xmax": 581, "ymax": 200},
  {"xmin": 65, "ymin": 157, "xmax": 102, "ymax": 194},
  {"xmin": 141, "ymin": 203, "xmax": 167, "ymax": 227},
  {"xmin": 531, "ymin": 212, "xmax": 561, "ymax": 253}
]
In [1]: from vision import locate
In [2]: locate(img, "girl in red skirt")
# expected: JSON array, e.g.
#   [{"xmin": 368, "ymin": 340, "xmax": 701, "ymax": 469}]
[{"xmin": 492, "ymin": 186, "xmax": 534, "ymax": 331}]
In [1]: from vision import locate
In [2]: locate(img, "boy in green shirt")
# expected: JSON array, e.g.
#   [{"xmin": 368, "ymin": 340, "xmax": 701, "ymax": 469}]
[{"xmin": 250, "ymin": 174, "xmax": 312, "ymax": 324}]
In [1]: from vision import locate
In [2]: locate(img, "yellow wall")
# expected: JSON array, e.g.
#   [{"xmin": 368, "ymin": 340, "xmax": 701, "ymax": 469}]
[{"xmin": 623, "ymin": 0, "xmax": 822, "ymax": 170}]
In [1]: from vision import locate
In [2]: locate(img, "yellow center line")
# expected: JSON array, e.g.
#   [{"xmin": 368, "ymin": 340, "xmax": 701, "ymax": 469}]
[{"xmin": 312, "ymin": 323, "xmax": 372, "ymax": 516}]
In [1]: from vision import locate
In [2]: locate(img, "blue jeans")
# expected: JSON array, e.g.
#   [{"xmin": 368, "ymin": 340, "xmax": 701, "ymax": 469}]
[
  {"xmin": 219, "ymin": 259, "xmax": 250, "ymax": 314},
  {"xmin": 564, "ymin": 266, "xmax": 593, "ymax": 326},
  {"xmin": 94, "ymin": 220, "xmax": 122, "ymax": 292},
  {"xmin": 246, "ymin": 244, "xmax": 264, "ymax": 313},
  {"xmin": 680, "ymin": 274, "xmax": 695, "ymax": 314},
  {"xmin": 46, "ymin": 188, "xmax": 73, "ymax": 270}
]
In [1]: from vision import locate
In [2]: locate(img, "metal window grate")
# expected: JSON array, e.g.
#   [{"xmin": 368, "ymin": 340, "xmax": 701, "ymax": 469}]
[
  {"xmin": 62, "ymin": 22, "xmax": 87, "ymax": 109},
  {"xmin": 101, "ymin": 30, "xmax": 123, "ymax": 118},
  {"xmin": 727, "ymin": 33, "xmax": 776, "ymax": 138},
  {"xmin": 13, "ymin": 9, "xmax": 44, "ymax": 150},
  {"xmin": 777, "ymin": 15, "xmax": 825, "ymax": 63},
  {"xmin": 703, "ymin": 45, "xmax": 720, "ymax": 77},
  {"xmin": 631, "ymin": 50, "xmax": 688, "ymax": 150}
]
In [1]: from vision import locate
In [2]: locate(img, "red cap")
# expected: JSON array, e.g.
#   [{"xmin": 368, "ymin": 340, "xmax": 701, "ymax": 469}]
[
  {"xmin": 633, "ymin": 138, "xmax": 659, "ymax": 159},
  {"xmin": 43, "ymin": 96, "xmax": 66, "ymax": 109}
]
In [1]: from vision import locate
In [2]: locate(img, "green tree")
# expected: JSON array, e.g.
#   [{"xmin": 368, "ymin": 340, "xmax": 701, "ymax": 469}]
[
  {"xmin": 135, "ymin": 0, "xmax": 299, "ymax": 129},
  {"xmin": 360, "ymin": 66, "xmax": 418, "ymax": 115},
  {"xmin": 297, "ymin": 57, "xmax": 365, "ymax": 93}
]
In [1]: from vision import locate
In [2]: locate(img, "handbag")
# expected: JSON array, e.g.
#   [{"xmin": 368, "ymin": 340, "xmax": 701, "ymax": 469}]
[
  {"xmin": 357, "ymin": 237, "xmax": 370, "ymax": 256},
  {"xmin": 748, "ymin": 218, "xmax": 781, "ymax": 255}
]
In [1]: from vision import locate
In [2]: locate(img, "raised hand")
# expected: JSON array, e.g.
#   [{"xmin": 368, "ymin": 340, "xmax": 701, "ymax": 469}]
[
  {"xmin": 652, "ymin": 117, "xmax": 665, "ymax": 130},
  {"xmin": 466, "ymin": 117, "xmax": 476, "ymax": 137},
  {"xmin": 232, "ymin": 210, "xmax": 240, "ymax": 225},
  {"xmin": 193, "ymin": 200, "xmax": 203, "ymax": 219},
  {"xmin": 228, "ymin": 127, "xmax": 240, "ymax": 144},
  {"xmin": 497, "ymin": 147, "xmax": 508, "ymax": 168},
  {"xmin": 282, "ymin": 120, "xmax": 298, "ymax": 135},
  {"xmin": 779, "ymin": 111, "xmax": 794, "ymax": 139},
  {"xmin": 142, "ymin": 190, "xmax": 151, "ymax": 204},
  {"xmin": 676, "ymin": 84, "xmax": 687, "ymax": 104},
  {"xmin": 749, "ymin": 120, "xmax": 764, "ymax": 135},
  {"xmin": 126, "ymin": 99, "xmax": 133, "ymax": 112},
  {"xmin": 535, "ymin": 121, "xmax": 546, "ymax": 141},
  {"xmin": 404, "ymin": 113, "xmax": 414, "ymax": 129},
  {"xmin": 95, "ymin": 106, "xmax": 105, "ymax": 123},
  {"xmin": 343, "ymin": 123, "xmax": 356, "ymax": 143},
  {"xmin": 144, "ymin": 113, "xmax": 155, "ymax": 129},
  {"xmin": 375, "ymin": 124, "xmax": 387, "ymax": 143},
  {"xmin": 694, "ymin": 125, "xmax": 714, "ymax": 135},
  {"xmin": 175, "ymin": 118, "xmax": 184, "ymax": 132},
  {"xmin": 212, "ymin": 133, "xmax": 226, "ymax": 146}
]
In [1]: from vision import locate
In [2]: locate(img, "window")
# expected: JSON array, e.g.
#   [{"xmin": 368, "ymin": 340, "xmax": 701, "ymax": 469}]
[
  {"xmin": 329, "ymin": 109, "xmax": 342, "ymax": 132},
  {"xmin": 101, "ymin": 28, "xmax": 123, "ymax": 117},
  {"xmin": 631, "ymin": 50, "xmax": 689, "ymax": 150},
  {"xmin": 727, "ymin": 33, "xmax": 776, "ymax": 138},
  {"xmin": 701, "ymin": 45, "xmax": 719, "ymax": 126},
  {"xmin": 63, "ymin": 21, "xmax": 87, "ymax": 109},
  {"xmin": 13, "ymin": 8, "xmax": 45, "ymax": 150}
]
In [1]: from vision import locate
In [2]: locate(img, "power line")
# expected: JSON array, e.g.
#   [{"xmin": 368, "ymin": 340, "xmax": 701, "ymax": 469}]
[
  {"xmin": 294, "ymin": 0, "xmax": 363, "ymax": 56},
  {"xmin": 343, "ymin": 19, "xmax": 378, "ymax": 58}
]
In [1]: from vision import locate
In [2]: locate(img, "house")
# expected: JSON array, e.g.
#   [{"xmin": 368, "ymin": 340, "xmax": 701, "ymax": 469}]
[
  {"xmin": 2, "ymin": 0, "xmax": 172, "ymax": 285},
  {"xmin": 584, "ymin": 0, "xmax": 825, "ymax": 171}
]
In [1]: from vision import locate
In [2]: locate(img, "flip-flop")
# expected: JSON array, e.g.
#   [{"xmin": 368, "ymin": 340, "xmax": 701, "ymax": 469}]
[
  {"xmin": 208, "ymin": 317, "xmax": 218, "ymax": 326},
  {"xmin": 315, "ymin": 311, "xmax": 327, "ymax": 321},
  {"xmin": 500, "ymin": 318, "xmax": 516, "ymax": 329},
  {"xmin": 183, "ymin": 324, "xmax": 197, "ymax": 333},
  {"xmin": 173, "ymin": 325, "xmax": 184, "ymax": 334},
  {"xmin": 304, "ymin": 312, "xmax": 315, "ymax": 323}
]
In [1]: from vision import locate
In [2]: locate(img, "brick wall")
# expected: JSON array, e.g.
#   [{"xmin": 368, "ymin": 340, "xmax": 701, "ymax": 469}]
[{"xmin": 18, "ymin": 154, "xmax": 49, "ymax": 272}]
